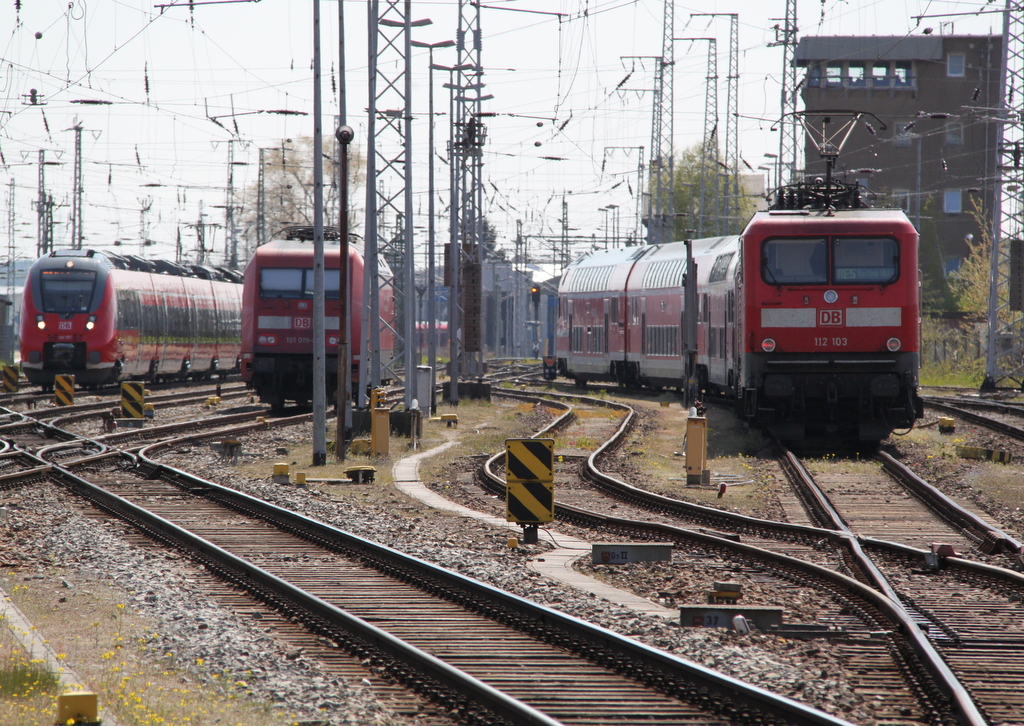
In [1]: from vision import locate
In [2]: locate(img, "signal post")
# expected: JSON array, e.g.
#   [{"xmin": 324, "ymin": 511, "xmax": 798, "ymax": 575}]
[{"xmin": 505, "ymin": 438, "xmax": 554, "ymax": 544}]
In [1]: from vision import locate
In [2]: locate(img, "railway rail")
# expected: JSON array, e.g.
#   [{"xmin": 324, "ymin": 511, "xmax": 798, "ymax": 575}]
[
  {"xmin": 0, "ymin": 393, "xmax": 854, "ymax": 726},
  {"xmin": 479, "ymin": 383, "xmax": 1024, "ymax": 726}
]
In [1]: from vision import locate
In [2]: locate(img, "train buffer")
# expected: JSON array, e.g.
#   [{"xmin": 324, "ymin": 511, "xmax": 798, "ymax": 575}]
[
  {"xmin": 344, "ymin": 465, "xmax": 376, "ymax": 483},
  {"xmin": 440, "ymin": 413, "xmax": 459, "ymax": 427}
]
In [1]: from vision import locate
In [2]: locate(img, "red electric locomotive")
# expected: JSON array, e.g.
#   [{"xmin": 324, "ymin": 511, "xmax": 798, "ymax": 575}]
[
  {"xmin": 20, "ymin": 249, "xmax": 242, "ymax": 387},
  {"xmin": 729, "ymin": 195, "xmax": 922, "ymax": 442},
  {"xmin": 240, "ymin": 226, "xmax": 395, "ymax": 411}
]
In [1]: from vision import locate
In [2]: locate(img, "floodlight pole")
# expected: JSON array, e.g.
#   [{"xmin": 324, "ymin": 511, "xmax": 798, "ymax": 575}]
[{"xmin": 312, "ymin": 0, "xmax": 327, "ymax": 466}]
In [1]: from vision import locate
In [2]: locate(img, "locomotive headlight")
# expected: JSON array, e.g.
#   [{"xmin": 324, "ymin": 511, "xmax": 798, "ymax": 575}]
[
  {"xmin": 35, "ymin": 314, "xmax": 45, "ymax": 330},
  {"xmin": 84, "ymin": 315, "xmax": 97, "ymax": 331},
  {"xmin": 887, "ymin": 337, "xmax": 902, "ymax": 352},
  {"xmin": 761, "ymin": 338, "xmax": 776, "ymax": 353},
  {"xmin": 258, "ymin": 334, "xmax": 277, "ymax": 345}
]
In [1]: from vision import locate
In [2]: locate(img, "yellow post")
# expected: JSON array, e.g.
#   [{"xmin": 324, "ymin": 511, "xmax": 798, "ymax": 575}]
[
  {"xmin": 685, "ymin": 407, "xmax": 710, "ymax": 487},
  {"xmin": 371, "ymin": 387, "xmax": 389, "ymax": 456}
]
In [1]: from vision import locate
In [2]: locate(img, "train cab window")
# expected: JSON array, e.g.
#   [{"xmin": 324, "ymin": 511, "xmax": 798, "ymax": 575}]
[
  {"xmin": 303, "ymin": 271, "xmax": 341, "ymax": 299},
  {"xmin": 833, "ymin": 237, "xmax": 899, "ymax": 284},
  {"xmin": 762, "ymin": 238, "xmax": 827, "ymax": 285},
  {"xmin": 39, "ymin": 269, "xmax": 97, "ymax": 313},
  {"xmin": 260, "ymin": 268, "xmax": 304, "ymax": 298}
]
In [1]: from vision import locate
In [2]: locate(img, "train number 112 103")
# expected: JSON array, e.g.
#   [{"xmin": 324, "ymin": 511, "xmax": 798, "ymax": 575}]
[{"xmin": 814, "ymin": 337, "xmax": 848, "ymax": 346}]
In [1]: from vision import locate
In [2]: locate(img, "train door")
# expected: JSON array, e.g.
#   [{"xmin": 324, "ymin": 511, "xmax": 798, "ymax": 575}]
[
  {"xmin": 726, "ymin": 289, "xmax": 735, "ymax": 389},
  {"xmin": 640, "ymin": 297, "xmax": 647, "ymax": 362},
  {"xmin": 603, "ymin": 298, "xmax": 609, "ymax": 364}
]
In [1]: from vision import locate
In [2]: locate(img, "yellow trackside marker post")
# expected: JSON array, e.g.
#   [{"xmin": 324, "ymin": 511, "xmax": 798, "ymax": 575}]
[
  {"xmin": 2, "ymin": 365, "xmax": 19, "ymax": 393},
  {"xmin": 121, "ymin": 381, "xmax": 146, "ymax": 418},
  {"xmin": 505, "ymin": 438, "xmax": 555, "ymax": 543},
  {"xmin": 685, "ymin": 407, "xmax": 710, "ymax": 487},
  {"xmin": 54, "ymin": 374, "xmax": 74, "ymax": 406},
  {"xmin": 371, "ymin": 387, "xmax": 389, "ymax": 457}
]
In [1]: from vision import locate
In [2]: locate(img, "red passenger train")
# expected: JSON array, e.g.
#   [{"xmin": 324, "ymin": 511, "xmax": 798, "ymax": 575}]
[
  {"xmin": 557, "ymin": 180, "xmax": 923, "ymax": 442},
  {"xmin": 240, "ymin": 226, "xmax": 395, "ymax": 411},
  {"xmin": 20, "ymin": 249, "xmax": 243, "ymax": 387}
]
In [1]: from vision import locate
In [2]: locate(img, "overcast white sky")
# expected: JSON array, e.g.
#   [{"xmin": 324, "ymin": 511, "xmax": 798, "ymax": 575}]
[{"xmin": 0, "ymin": 0, "xmax": 1001, "ymax": 269}]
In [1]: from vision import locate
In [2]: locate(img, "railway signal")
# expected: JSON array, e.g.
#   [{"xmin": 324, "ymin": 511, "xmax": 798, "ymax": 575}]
[
  {"xmin": 505, "ymin": 437, "xmax": 554, "ymax": 544},
  {"xmin": 2, "ymin": 365, "xmax": 18, "ymax": 393},
  {"xmin": 121, "ymin": 381, "xmax": 146, "ymax": 419},
  {"xmin": 54, "ymin": 374, "xmax": 74, "ymax": 406}
]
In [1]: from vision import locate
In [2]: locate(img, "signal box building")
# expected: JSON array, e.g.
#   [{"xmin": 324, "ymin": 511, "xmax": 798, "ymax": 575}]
[{"xmin": 794, "ymin": 34, "xmax": 1002, "ymax": 271}]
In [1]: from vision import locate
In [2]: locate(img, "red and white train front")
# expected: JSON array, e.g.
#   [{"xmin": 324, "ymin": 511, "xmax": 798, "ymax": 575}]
[
  {"xmin": 20, "ymin": 249, "xmax": 243, "ymax": 387},
  {"xmin": 241, "ymin": 228, "xmax": 394, "ymax": 410},
  {"xmin": 737, "ymin": 208, "xmax": 923, "ymax": 441}
]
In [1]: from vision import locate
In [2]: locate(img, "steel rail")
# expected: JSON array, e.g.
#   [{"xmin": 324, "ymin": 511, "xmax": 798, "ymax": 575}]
[
  {"xmin": 488, "ymin": 387, "xmax": 991, "ymax": 726},
  {"xmin": 40, "ymin": 456, "xmax": 561, "ymax": 726}
]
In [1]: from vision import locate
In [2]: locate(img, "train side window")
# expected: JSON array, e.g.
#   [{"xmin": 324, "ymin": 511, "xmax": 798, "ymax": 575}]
[
  {"xmin": 833, "ymin": 237, "xmax": 899, "ymax": 284},
  {"xmin": 260, "ymin": 268, "xmax": 304, "ymax": 298},
  {"xmin": 761, "ymin": 238, "xmax": 827, "ymax": 284}
]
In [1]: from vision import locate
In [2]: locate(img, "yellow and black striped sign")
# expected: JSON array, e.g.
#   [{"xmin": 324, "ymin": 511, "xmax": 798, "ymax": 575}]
[
  {"xmin": 506, "ymin": 438, "xmax": 554, "ymax": 524},
  {"xmin": 956, "ymin": 445, "xmax": 1012, "ymax": 464},
  {"xmin": 2, "ymin": 365, "xmax": 18, "ymax": 393},
  {"xmin": 121, "ymin": 381, "xmax": 146, "ymax": 419},
  {"xmin": 54, "ymin": 375, "xmax": 74, "ymax": 406}
]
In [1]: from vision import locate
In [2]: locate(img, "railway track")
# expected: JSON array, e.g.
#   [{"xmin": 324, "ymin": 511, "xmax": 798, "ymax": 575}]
[
  {"xmin": 472, "ymin": 384, "xmax": 1024, "ymax": 726},
  {"xmin": 0, "ymin": 395, "xmax": 854, "ymax": 726}
]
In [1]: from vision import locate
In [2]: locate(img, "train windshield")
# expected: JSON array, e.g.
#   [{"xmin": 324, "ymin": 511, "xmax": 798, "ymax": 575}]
[
  {"xmin": 38, "ymin": 269, "xmax": 97, "ymax": 313},
  {"xmin": 762, "ymin": 238, "xmax": 827, "ymax": 284},
  {"xmin": 260, "ymin": 268, "xmax": 340, "ymax": 299},
  {"xmin": 762, "ymin": 236, "xmax": 899, "ymax": 285},
  {"xmin": 833, "ymin": 237, "xmax": 898, "ymax": 284}
]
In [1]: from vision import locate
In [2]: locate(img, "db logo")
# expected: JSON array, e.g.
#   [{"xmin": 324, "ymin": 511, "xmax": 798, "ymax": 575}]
[
  {"xmin": 293, "ymin": 317, "xmax": 312, "ymax": 329},
  {"xmin": 59, "ymin": 321, "xmax": 72, "ymax": 330},
  {"xmin": 818, "ymin": 309, "xmax": 844, "ymax": 326}
]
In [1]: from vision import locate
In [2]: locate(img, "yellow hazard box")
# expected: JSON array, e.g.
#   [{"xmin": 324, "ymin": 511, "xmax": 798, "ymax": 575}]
[
  {"xmin": 57, "ymin": 691, "xmax": 99, "ymax": 722},
  {"xmin": 938, "ymin": 416, "xmax": 956, "ymax": 434},
  {"xmin": 956, "ymin": 445, "xmax": 1011, "ymax": 463},
  {"xmin": 344, "ymin": 465, "xmax": 376, "ymax": 483}
]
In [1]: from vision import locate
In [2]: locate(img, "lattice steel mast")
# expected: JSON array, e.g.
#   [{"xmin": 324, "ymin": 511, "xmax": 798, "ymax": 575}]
[
  {"xmin": 692, "ymin": 15, "xmax": 739, "ymax": 233},
  {"xmin": 677, "ymin": 37, "xmax": 718, "ymax": 238},
  {"xmin": 450, "ymin": 0, "xmax": 489, "ymax": 395},
  {"xmin": 984, "ymin": 3, "xmax": 1024, "ymax": 389},
  {"xmin": 361, "ymin": 0, "xmax": 415, "ymax": 408},
  {"xmin": 647, "ymin": 0, "xmax": 674, "ymax": 246},
  {"xmin": 769, "ymin": 0, "xmax": 800, "ymax": 190}
]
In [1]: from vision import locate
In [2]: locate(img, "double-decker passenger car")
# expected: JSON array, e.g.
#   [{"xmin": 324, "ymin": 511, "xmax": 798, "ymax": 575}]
[
  {"xmin": 20, "ymin": 249, "xmax": 242, "ymax": 387},
  {"xmin": 557, "ymin": 179, "xmax": 923, "ymax": 442},
  {"xmin": 240, "ymin": 226, "xmax": 394, "ymax": 411}
]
